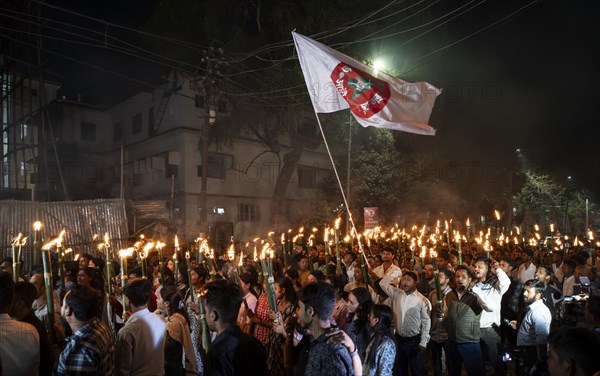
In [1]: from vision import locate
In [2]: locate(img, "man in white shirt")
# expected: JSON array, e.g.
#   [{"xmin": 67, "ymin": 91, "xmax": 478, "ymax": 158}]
[
  {"xmin": 511, "ymin": 279, "xmax": 551, "ymax": 369},
  {"xmin": 518, "ymin": 250, "xmax": 537, "ymax": 284},
  {"xmin": 473, "ymin": 257, "xmax": 511, "ymax": 376},
  {"xmin": 0, "ymin": 272, "xmax": 40, "ymax": 376},
  {"xmin": 380, "ymin": 269, "xmax": 430, "ymax": 376},
  {"xmin": 115, "ymin": 278, "xmax": 166, "ymax": 376},
  {"xmin": 370, "ymin": 247, "xmax": 401, "ymax": 279},
  {"xmin": 560, "ymin": 258, "xmax": 577, "ymax": 297}
]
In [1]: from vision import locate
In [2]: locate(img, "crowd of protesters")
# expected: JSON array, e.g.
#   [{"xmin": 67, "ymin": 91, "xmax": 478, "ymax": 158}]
[{"xmin": 1, "ymin": 231, "xmax": 600, "ymax": 376}]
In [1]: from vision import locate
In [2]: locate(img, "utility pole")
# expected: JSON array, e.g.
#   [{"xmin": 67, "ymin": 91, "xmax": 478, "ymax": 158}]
[{"xmin": 197, "ymin": 45, "xmax": 223, "ymax": 237}]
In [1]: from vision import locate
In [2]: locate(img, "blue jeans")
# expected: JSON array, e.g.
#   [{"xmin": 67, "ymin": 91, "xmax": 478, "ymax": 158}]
[
  {"xmin": 446, "ymin": 340, "xmax": 484, "ymax": 376},
  {"xmin": 394, "ymin": 335, "xmax": 422, "ymax": 376}
]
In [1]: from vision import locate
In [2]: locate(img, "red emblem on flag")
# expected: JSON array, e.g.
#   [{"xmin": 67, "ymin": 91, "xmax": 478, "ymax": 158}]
[{"xmin": 330, "ymin": 63, "xmax": 390, "ymax": 118}]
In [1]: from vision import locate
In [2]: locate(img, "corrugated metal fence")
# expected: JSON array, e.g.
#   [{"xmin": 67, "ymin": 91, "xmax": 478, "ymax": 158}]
[{"xmin": 0, "ymin": 198, "xmax": 129, "ymax": 270}]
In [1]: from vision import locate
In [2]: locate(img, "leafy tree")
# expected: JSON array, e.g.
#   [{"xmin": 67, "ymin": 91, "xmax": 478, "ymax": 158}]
[{"xmin": 513, "ymin": 170, "xmax": 598, "ymax": 234}]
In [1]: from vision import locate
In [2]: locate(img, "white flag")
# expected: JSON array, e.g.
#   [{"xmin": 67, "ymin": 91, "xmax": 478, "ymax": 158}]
[{"xmin": 292, "ymin": 32, "xmax": 441, "ymax": 136}]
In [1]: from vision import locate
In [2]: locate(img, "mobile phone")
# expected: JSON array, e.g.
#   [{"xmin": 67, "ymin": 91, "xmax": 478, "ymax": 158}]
[{"xmin": 579, "ymin": 276, "xmax": 591, "ymax": 287}]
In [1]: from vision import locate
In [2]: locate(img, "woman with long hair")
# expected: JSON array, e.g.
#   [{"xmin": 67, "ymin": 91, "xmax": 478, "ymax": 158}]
[
  {"xmin": 162, "ymin": 287, "xmax": 198, "ymax": 376},
  {"xmin": 363, "ymin": 304, "xmax": 396, "ymax": 376},
  {"xmin": 267, "ymin": 277, "xmax": 297, "ymax": 376},
  {"xmin": 346, "ymin": 287, "xmax": 373, "ymax": 360}
]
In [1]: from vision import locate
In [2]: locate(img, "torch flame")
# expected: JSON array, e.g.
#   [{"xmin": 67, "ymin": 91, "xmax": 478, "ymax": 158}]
[
  {"xmin": 33, "ymin": 221, "xmax": 42, "ymax": 231},
  {"xmin": 335, "ymin": 217, "xmax": 341, "ymax": 230},
  {"xmin": 11, "ymin": 233, "xmax": 22, "ymax": 246},
  {"xmin": 143, "ymin": 242, "xmax": 154, "ymax": 256},
  {"xmin": 494, "ymin": 210, "xmax": 500, "ymax": 221},
  {"xmin": 118, "ymin": 248, "xmax": 134, "ymax": 258},
  {"xmin": 228, "ymin": 244, "xmax": 234, "ymax": 261},
  {"xmin": 174, "ymin": 235, "xmax": 179, "ymax": 249}
]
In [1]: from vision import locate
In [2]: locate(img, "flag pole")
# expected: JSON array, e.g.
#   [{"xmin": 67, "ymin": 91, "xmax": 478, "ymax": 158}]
[
  {"xmin": 291, "ymin": 32, "xmax": 369, "ymax": 265},
  {"xmin": 310, "ymin": 110, "xmax": 368, "ymax": 265}
]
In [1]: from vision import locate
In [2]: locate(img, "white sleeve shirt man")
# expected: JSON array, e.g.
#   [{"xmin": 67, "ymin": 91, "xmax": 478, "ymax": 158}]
[
  {"xmin": 517, "ymin": 299, "xmax": 552, "ymax": 346},
  {"xmin": 379, "ymin": 269, "xmax": 431, "ymax": 349},
  {"xmin": 473, "ymin": 267, "xmax": 511, "ymax": 328}
]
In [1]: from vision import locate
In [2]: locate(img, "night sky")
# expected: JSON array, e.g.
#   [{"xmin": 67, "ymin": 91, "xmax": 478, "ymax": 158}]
[{"xmin": 7, "ymin": 0, "xmax": 599, "ymax": 201}]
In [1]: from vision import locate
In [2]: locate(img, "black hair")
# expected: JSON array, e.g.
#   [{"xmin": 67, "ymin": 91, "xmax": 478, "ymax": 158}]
[
  {"xmin": 474, "ymin": 257, "xmax": 496, "ymax": 285},
  {"xmin": 240, "ymin": 271, "xmax": 259, "ymax": 300},
  {"xmin": 309, "ymin": 270, "xmax": 326, "ymax": 282},
  {"xmin": 192, "ymin": 266, "xmax": 208, "ymax": 280},
  {"xmin": 91, "ymin": 257, "xmax": 105, "ymax": 270},
  {"xmin": 177, "ymin": 265, "xmax": 189, "ymax": 285},
  {"xmin": 203, "ymin": 279, "xmax": 243, "ymax": 324},
  {"xmin": 285, "ymin": 268, "xmax": 299, "ymax": 281},
  {"xmin": 124, "ymin": 278, "xmax": 152, "ymax": 307},
  {"xmin": 14, "ymin": 281, "xmax": 37, "ymax": 307},
  {"xmin": 366, "ymin": 304, "xmax": 394, "ymax": 367},
  {"xmin": 160, "ymin": 266, "xmax": 176, "ymax": 287},
  {"xmin": 455, "ymin": 265, "xmax": 473, "ymax": 279},
  {"xmin": 349, "ymin": 287, "xmax": 373, "ymax": 326},
  {"xmin": 537, "ymin": 264, "xmax": 553, "ymax": 275},
  {"xmin": 0, "ymin": 272, "xmax": 14, "ymax": 312},
  {"xmin": 548, "ymin": 327, "xmax": 600, "ymax": 375},
  {"xmin": 128, "ymin": 267, "xmax": 143, "ymax": 278},
  {"xmin": 65, "ymin": 284, "xmax": 101, "ymax": 320},
  {"xmin": 381, "ymin": 247, "xmax": 396, "ymax": 256},
  {"xmin": 524, "ymin": 279, "xmax": 545, "ymax": 296},
  {"xmin": 162, "ymin": 286, "xmax": 189, "ymax": 323},
  {"xmin": 276, "ymin": 277, "xmax": 298, "ymax": 305},
  {"xmin": 298, "ymin": 281, "xmax": 335, "ymax": 321},
  {"xmin": 80, "ymin": 267, "xmax": 105, "ymax": 293},
  {"xmin": 501, "ymin": 257, "xmax": 516, "ymax": 270},
  {"xmin": 438, "ymin": 268, "xmax": 454, "ymax": 281},
  {"xmin": 80, "ymin": 253, "xmax": 94, "ymax": 262},
  {"xmin": 522, "ymin": 249, "xmax": 533, "ymax": 258},
  {"xmin": 345, "ymin": 251, "xmax": 357, "ymax": 262},
  {"xmin": 64, "ymin": 261, "xmax": 79, "ymax": 281},
  {"xmin": 404, "ymin": 271, "xmax": 418, "ymax": 283},
  {"xmin": 563, "ymin": 258, "xmax": 577, "ymax": 271}
]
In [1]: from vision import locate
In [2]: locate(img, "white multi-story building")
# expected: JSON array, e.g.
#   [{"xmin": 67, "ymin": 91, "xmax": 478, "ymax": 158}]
[{"xmin": 55, "ymin": 72, "xmax": 334, "ymax": 244}]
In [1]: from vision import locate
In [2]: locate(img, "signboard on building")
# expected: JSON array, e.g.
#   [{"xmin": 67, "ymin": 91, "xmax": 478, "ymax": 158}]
[{"xmin": 364, "ymin": 207, "xmax": 379, "ymax": 229}]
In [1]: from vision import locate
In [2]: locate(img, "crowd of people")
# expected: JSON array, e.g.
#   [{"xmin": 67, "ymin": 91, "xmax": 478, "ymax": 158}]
[{"xmin": 1, "ymin": 234, "xmax": 600, "ymax": 376}]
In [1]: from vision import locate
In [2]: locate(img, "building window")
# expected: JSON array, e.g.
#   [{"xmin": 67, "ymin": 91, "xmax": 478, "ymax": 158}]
[
  {"xmin": 298, "ymin": 166, "xmax": 318, "ymax": 189},
  {"xmin": 197, "ymin": 153, "xmax": 233, "ymax": 179},
  {"xmin": 132, "ymin": 112, "xmax": 142, "ymax": 134},
  {"xmin": 148, "ymin": 107, "xmax": 154, "ymax": 135},
  {"xmin": 195, "ymin": 94, "xmax": 204, "ymax": 108},
  {"xmin": 113, "ymin": 121, "xmax": 123, "ymax": 142},
  {"xmin": 237, "ymin": 203, "xmax": 259, "ymax": 222},
  {"xmin": 80, "ymin": 122, "xmax": 96, "ymax": 142}
]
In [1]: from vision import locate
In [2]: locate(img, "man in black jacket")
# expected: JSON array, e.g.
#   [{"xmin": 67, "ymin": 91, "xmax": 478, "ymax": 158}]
[{"xmin": 203, "ymin": 279, "xmax": 267, "ymax": 376}]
